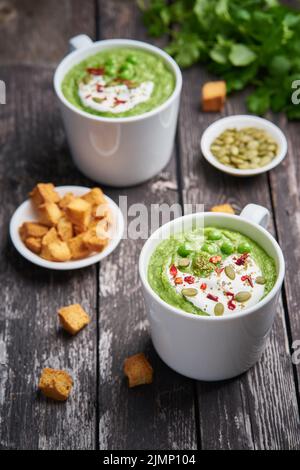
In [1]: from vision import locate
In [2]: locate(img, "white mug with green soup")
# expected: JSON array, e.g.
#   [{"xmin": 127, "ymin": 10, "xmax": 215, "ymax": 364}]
[
  {"xmin": 54, "ymin": 36, "xmax": 182, "ymax": 186},
  {"xmin": 139, "ymin": 204, "xmax": 285, "ymax": 381}
]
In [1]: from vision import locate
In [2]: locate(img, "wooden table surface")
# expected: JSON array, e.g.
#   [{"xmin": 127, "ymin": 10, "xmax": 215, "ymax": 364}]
[{"xmin": 0, "ymin": 0, "xmax": 300, "ymax": 450}]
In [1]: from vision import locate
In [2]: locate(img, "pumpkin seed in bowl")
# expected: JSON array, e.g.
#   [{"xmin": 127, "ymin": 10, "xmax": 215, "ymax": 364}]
[{"xmin": 210, "ymin": 127, "xmax": 278, "ymax": 170}]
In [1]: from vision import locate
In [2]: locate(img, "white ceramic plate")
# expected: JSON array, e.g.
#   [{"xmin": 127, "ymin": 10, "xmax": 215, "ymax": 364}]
[
  {"xmin": 9, "ymin": 185, "xmax": 124, "ymax": 270},
  {"xmin": 200, "ymin": 115, "xmax": 288, "ymax": 177}
]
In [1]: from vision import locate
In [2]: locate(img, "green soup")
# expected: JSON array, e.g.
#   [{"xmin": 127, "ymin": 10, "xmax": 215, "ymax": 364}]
[
  {"xmin": 148, "ymin": 227, "xmax": 277, "ymax": 317},
  {"xmin": 61, "ymin": 47, "xmax": 176, "ymax": 118}
]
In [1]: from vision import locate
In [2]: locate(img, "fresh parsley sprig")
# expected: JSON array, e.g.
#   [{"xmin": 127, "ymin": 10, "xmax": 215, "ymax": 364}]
[{"xmin": 138, "ymin": 0, "xmax": 300, "ymax": 119}]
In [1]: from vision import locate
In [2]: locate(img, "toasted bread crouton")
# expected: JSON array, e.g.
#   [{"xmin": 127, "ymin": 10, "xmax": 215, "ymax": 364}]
[
  {"xmin": 66, "ymin": 198, "xmax": 91, "ymax": 232},
  {"xmin": 41, "ymin": 240, "xmax": 71, "ymax": 262},
  {"xmin": 81, "ymin": 187, "xmax": 106, "ymax": 207},
  {"xmin": 124, "ymin": 353, "xmax": 153, "ymax": 388},
  {"xmin": 38, "ymin": 368, "xmax": 73, "ymax": 401},
  {"xmin": 42, "ymin": 227, "xmax": 59, "ymax": 246},
  {"xmin": 57, "ymin": 216, "xmax": 73, "ymax": 241},
  {"xmin": 58, "ymin": 192, "xmax": 75, "ymax": 210},
  {"xmin": 82, "ymin": 228, "xmax": 108, "ymax": 253},
  {"xmin": 30, "ymin": 183, "xmax": 60, "ymax": 207},
  {"xmin": 210, "ymin": 203, "xmax": 235, "ymax": 214},
  {"xmin": 202, "ymin": 81, "xmax": 226, "ymax": 112},
  {"xmin": 58, "ymin": 304, "xmax": 90, "ymax": 335},
  {"xmin": 94, "ymin": 202, "xmax": 112, "ymax": 221},
  {"xmin": 38, "ymin": 202, "xmax": 62, "ymax": 227},
  {"xmin": 68, "ymin": 234, "xmax": 91, "ymax": 260},
  {"xmin": 24, "ymin": 237, "xmax": 42, "ymax": 254},
  {"xmin": 19, "ymin": 221, "xmax": 48, "ymax": 240}
]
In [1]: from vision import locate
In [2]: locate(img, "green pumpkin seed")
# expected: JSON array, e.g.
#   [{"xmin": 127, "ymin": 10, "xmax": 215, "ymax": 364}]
[
  {"xmin": 214, "ymin": 303, "xmax": 224, "ymax": 316},
  {"xmin": 182, "ymin": 288, "xmax": 198, "ymax": 297},
  {"xmin": 92, "ymin": 97, "xmax": 104, "ymax": 103},
  {"xmin": 256, "ymin": 276, "xmax": 266, "ymax": 285},
  {"xmin": 178, "ymin": 258, "xmax": 190, "ymax": 267},
  {"xmin": 225, "ymin": 265, "xmax": 235, "ymax": 280},
  {"xmin": 235, "ymin": 291, "xmax": 251, "ymax": 302}
]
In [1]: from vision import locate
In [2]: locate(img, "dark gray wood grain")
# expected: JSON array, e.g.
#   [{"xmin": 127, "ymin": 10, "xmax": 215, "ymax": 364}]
[
  {"xmin": 269, "ymin": 114, "xmax": 300, "ymax": 393},
  {"xmin": 0, "ymin": 66, "xmax": 98, "ymax": 450},
  {"xmin": 177, "ymin": 66, "xmax": 300, "ymax": 449},
  {"xmin": 0, "ymin": 0, "xmax": 95, "ymax": 66},
  {"xmin": 97, "ymin": 0, "xmax": 197, "ymax": 451}
]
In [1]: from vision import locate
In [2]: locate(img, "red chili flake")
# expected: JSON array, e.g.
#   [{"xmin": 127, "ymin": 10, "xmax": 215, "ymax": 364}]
[
  {"xmin": 207, "ymin": 293, "xmax": 219, "ymax": 302},
  {"xmin": 228, "ymin": 299, "xmax": 236, "ymax": 310},
  {"xmin": 169, "ymin": 265, "xmax": 177, "ymax": 277},
  {"xmin": 87, "ymin": 67, "xmax": 105, "ymax": 75},
  {"xmin": 235, "ymin": 253, "xmax": 249, "ymax": 266},
  {"xmin": 241, "ymin": 274, "xmax": 253, "ymax": 288},
  {"xmin": 175, "ymin": 277, "xmax": 183, "ymax": 285},
  {"xmin": 225, "ymin": 291, "xmax": 234, "ymax": 298},
  {"xmin": 215, "ymin": 267, "xmax": 224, "ymax": 276},
  {"xmin": 96, "ymin": 84, "xmax": 104, "ymax": 92},
  {"xmin": 85, "ymin": 94, "xmax": 91, "ymax": 99},
  {"xmin": 114, "ymin": 98, "xmax": 127, "ymax": 105},
  {"xmin": 184, "ymin": 276, "xmax": 195, "ymax": 284},
  {"xmin": 200, "ymin": 283, "xmax": 207, "ymax": 290},
  {"xmin": 209, "ymin": 255, "xmax": 222, "ymax": 264}
]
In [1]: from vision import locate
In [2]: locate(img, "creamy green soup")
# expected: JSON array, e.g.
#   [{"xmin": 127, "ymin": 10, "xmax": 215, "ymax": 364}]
[
  {"xmin": 148, "ymin": 227, "xmax": 276, "ymax": 317},
  {"xmin": 61, "ymin": 48, "xmax": 176, "ymax": 118}
]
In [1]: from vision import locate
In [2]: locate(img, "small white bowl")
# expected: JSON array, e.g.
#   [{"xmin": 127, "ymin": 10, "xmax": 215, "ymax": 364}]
[
  {"xmin": 200, "ymin": 115, "xmax": 288, "ymax": 177},
  {"xmin": 9, "ymin": 185, "xmax": 124, "ymax": 270}
]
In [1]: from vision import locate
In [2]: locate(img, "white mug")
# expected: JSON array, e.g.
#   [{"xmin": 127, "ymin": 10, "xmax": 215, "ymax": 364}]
[
  {"xmin": 139, "ymin": 204, "xmax": 285, "ymax": 381},
  {"xmin": 54, "ymin": 35, "xmax": 182, "ymax": 187}
]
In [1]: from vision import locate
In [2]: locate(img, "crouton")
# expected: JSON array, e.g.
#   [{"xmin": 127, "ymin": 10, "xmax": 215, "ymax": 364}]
[
  {"xmin": 24, "ymin": 237, "xmax": 42, "ymax": 254},
  {"xmin": 41, "ymin": 240, "xmax": 71, "ymax": 262},
  {"xmin": 58, "ymin": 304, "xmax": 90, "ymax": 335},
  {"xmin": 19, "ymin": 221, "xmax": 48, "ymax": 240},
  {"xmin": 124, "ymin": 353, "xmax": 153, "ymax": 388},
  {"xmin": 38, "ymin": 368, "xmax": 73, "ymax": 401},
  {"xmin": 68, "ymin": 234, "xmax": 91, "ymax": 260},
  {"xmin": 210, "ymin": 203, "xmax": 235, "ymax": 214},
  {"xmin": 81, "ymin": 187, "xmax": 106, "ymax": 207},
  {"xmin": 202, "ymin": 81, "xmax": 226, "ymax": 112},
  {"xmin": 94, "ymin": 203, "xmax": 112, "ymax": 222},
  {"xmin": 30, "ymin": 183, "xmax": 60, "ymax": 207},
  {"xmin": 58, "ymin": 192, "xmax": 75, "ymax": 210},
  {"xmin": 38, "ymin": 202, "xmax": 62, "ymax": 227},
  {"xmin": 57, "ymin": 216, "xmax": 73, "ymax": 241},
  {"xmin": 66, "ymin": 198, "xmax": 91, "ymax": 232},
  {"xmin": 82, "ymin": 227, "xmax": 108, "ymax": 252},
  {"xmin": 42, "ymin": 227, "xmax": 59, "ymax": 246}
]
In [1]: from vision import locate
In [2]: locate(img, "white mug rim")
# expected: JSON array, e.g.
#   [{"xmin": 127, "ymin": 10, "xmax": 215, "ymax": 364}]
[
  {"xmin": 53, "ymin": 38, "xmax": 183, "ymax": 124},
  {"xmin": 139, "ymin": 212, "xmax": 285, "ymax": 323}
]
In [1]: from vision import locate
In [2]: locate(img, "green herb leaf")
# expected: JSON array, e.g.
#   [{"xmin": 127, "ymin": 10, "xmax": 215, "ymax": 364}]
[{"xmin": 229, "ymin": 44, "xmax": 257, "ymax": 67}]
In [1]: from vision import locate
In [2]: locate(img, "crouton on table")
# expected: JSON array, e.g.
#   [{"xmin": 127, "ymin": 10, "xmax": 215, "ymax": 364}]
[
  {"xmin": 58, "ymin": 303, "xmax": 90, "ymax": 335},
  {"xmin": 38, "ymin": 368, "xmax": 73, "ymax": 401},
  {"xmin": 124, "ymin": 353, "xmax": 153, "ymax": 388},
  {"xmin": 210, "ymin": 203, "xmax": 235, "ymax": 214},
  {"xmin": 202, "ymin": 81, "xmax": 226, "ymax": 112}
]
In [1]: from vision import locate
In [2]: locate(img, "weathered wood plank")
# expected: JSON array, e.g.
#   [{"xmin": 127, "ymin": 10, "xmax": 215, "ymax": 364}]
[
  {"xmin": 0, "ymin": 0, "xmax": 95, "ymax": 66},
  {"xmin": 0, "ymin": 0, "xmax": 97, "ymax": 450},
  {"xmin": 269, "ymin": 114, "xmax": 300, "ymax": 393},
  {"xmin": 178, "ymin": 66, "xmax": 300, "ymax": 449},
  {"xmin": 0, "ymin": 65, "xmax": 98, "ymax": 450},
  {"xmin": 97, "ymin": 0, "xmax": 197, "ymax": 450}
]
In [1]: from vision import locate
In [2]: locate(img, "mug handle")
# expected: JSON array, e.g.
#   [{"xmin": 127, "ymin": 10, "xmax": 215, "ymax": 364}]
[
  {"xmin": 240, "ymin": 204, "xmax": 270, "ymax": 229},
  {"xmin": 69, "ymin": 34, "xmax": 93, "ymax": 52}
]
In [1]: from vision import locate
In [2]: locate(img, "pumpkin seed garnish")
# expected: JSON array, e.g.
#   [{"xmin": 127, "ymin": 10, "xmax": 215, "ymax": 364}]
[
  {"xmin": 182, "ymin": 288, "xmax": 198, "ymax": 297},
  {"xmin": 225, "ymin": 265, "xmax": 236, "ymax": 280},
  {"xmin": 256, "ymin": 276, "xmax": 266, "ymax": 285},
  {"xmin": 214, "ymin": 303, "xmax": 224, "ymax": 316},
  {"xmin": 210, "ymin": 127, "xmax": 278, "ymax": 170},
  {"xmin": 178, "ymin": 258, "xmax": 190, "ymax": 267},
  {"xmin": 235, "ymin": 291, "xmax": 251, "ymax": 302}
]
